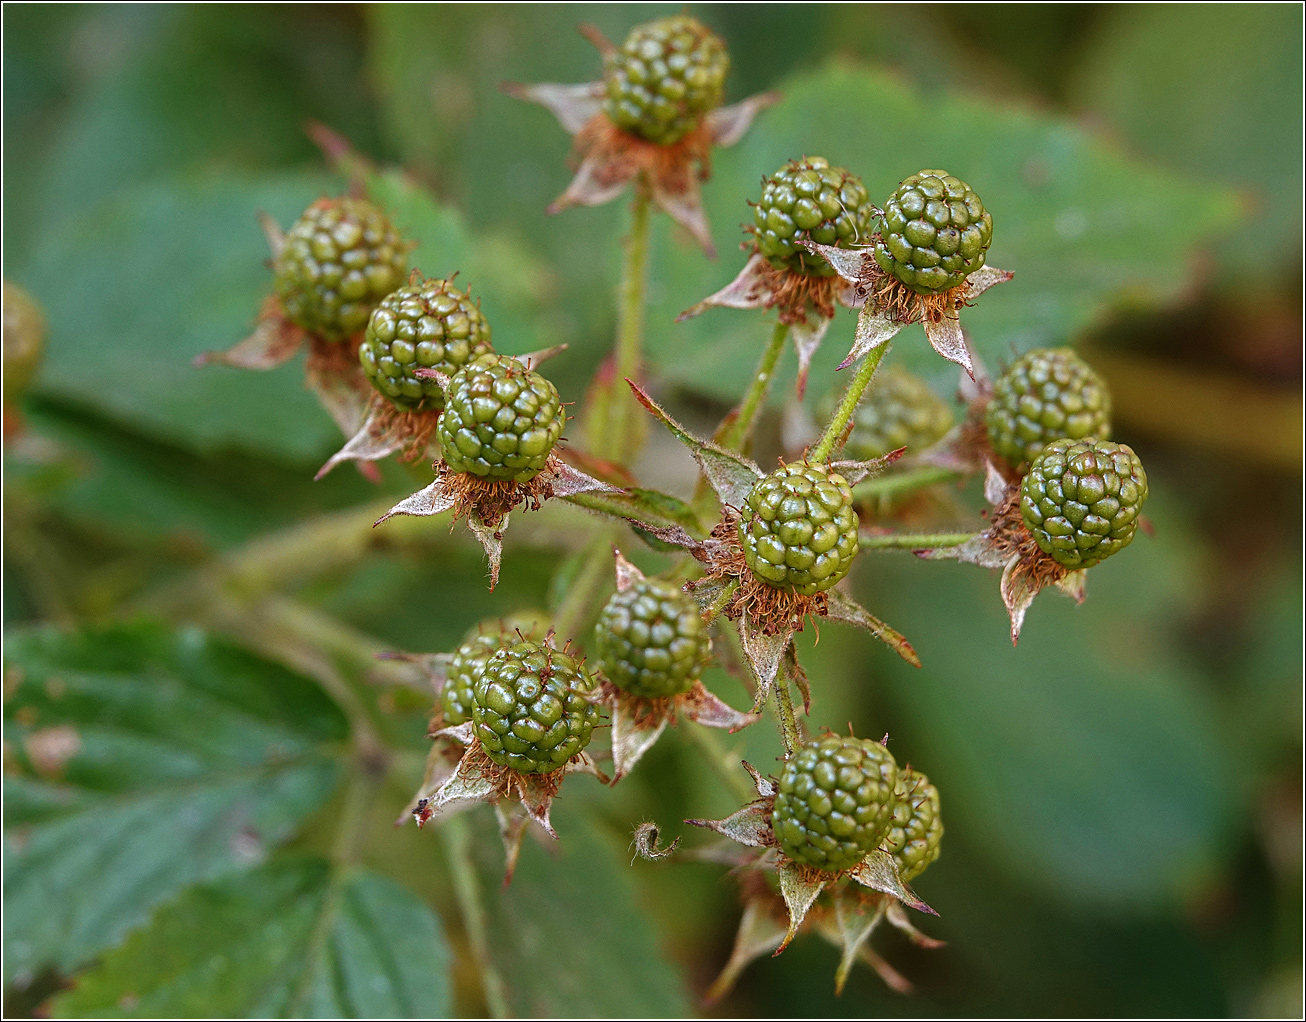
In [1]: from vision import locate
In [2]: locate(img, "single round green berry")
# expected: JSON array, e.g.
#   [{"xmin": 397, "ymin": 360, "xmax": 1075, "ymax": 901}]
[
  {"xmin": 873, "ymin": 170, "xmax": 992, "ymax": 295},
  {"xmin": 818, "ymin": 367, "xmax": 953, "ymax": 461},
  {"xmin": 437, "ymin": 354, "xmax": 565, "ymax": 482},
  {"xmin": 881, "ymin": 767, "xmax": 943, "ymax": 883},
  {"xmin": 595, "ymin": 577, "xmax": 709, "ymax": 699},
  {"xmin": 441, "ymin": 612, "xmax": 549, "ymax": 726},
  {"xmin": 986, "ymin": 348, "xmax": 1112, "ymax": 468},
  {"xmin": 603, "ymin": 15, "xmax": 729, "ymax": 146},
  {"xmin": 274, "ymin": 198, "xmax": 409, "ymax": 341},
  {"xmin": 471, "ymin": 641, "xmax": 601, "ymax": 774},
  {"xmin": 752, "ymin": 157, "xmax": 875, "ymax": 276},
  {"xmin": 1020, "ymin": 438, "xmax": 1148, "ymax": 570},
  {"xmin": 359, "ymin": 279, "xmax": 493, "ymax": 412},
  {"xmin": 772, "ymin": 734, "xmax": 899, "ymax": 873},
  {"xmin": 3, "ymin": 281, "xmax": 46, "ymax": 405},
  {"xmin": 738, "ymin": 462, "xmax": 859, "ymax": 596}
]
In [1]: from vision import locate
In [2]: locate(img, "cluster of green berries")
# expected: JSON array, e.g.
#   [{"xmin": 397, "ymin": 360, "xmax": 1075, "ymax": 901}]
[
  {"xmin": 1020, "ymin": 437, "xmax": 1148, "ymax": 570},
  {"xmin": 440, "ymin": 613, "xmax": 549, "ymax": 726},
  {"xmin": 738, "ymin": 462, "xmax": 860, "ymax": 596},
  {"xmin": 472, "ymin": 640, "xmax": 602, "ymax": 774},
  {"xmin": 437, "ymin": 354, "xmax": 565, "ymax": 482},
  {"xmin": 986, "ymin": 348, "xmax": 1112, "ymax": 468},
  {"xmin": 603, "ymin": 15, "xmax": 729, "ymax": 146},
  {"xmin": 594, "ymin": 577, "xmax": 709, "ymax": 699},
  {"xmin": 874, "ymin": 170, "xmax": 992, "ymax": 295},
  {"xmin": 819, "ymin": 367, "xmax": 954, "ymax": 461},
  {"xmin": 274, "ymin": 198, "xmax": 408, "ymax": 340},
  {"xmin": 359, "ymin": 279, "xmax": 493, "ymax": 412},
  {"xmin": 881, "ymin": 768, "xmax": 943, "ymax": 882},
  {"xmin": 772, "ymin": 734, "xmax": 943, "ymax": 878},
  {"xmin": 752, "ymin": 157, "xmax": 875, "ymax": 276}
]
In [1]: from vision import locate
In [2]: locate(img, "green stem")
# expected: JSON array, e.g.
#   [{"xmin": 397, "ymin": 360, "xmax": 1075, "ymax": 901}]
[
  {"xmin": 441, "ymin": 816, "xmax": 510, "ymax": 1019},
  {"xmin": 607, "ymin": 188, "xmax": 652, "ymax": 462},
  {"xmin": 700, "ymin": 579, "xmax": 740, "ymax": 625},
  {"xmin": 773, "ymin": 676, "xmax": 803, "ymax": 757},
  {"xmin": 809, "ymin": 344, "xmax": 891, "ymax": 463},
  {"xmin": 851, "ymin": 464, "xmax": 961, "ymax": 503},
  {"xmin": 551, "ymin": 534, "xmax": 615, "ymax": 643},
  {"xmin": 719, "ymin": 320, "xmax": 790, "ymax": 454},
  {"xmin": 686, "ymin": 723, "xmax": 757, "ymax": 803},
  {"xmin": 858, "ymin": 531, "xmax": 979, "ymax": 550}
]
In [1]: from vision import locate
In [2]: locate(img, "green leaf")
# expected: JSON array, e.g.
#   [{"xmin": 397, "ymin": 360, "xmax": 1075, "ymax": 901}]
[
  {"xmin": 1069, "ymin": 4, "xmax": 1302, "ymax": 281},
  {"xmin": 474, "ymin": 812, "xmax": 691, "ymax": 1016},
  {"xmin": 51, "ymin": 858, "xmax": 451, "ymax": 1019},
  {"xmin": 858, "ymin": 483, "xmax": 1242, "ymax": 909},
  {"xmin": 2, "ymin": 622, "xmax": 348, "ymax": 983},
  {"xmin": 649, "ymin": 61, "xmax": 1243, "ymax": 403},
  {"xmin": 10, "ymin": 173, "xmax": 341, "ymax": 464}
]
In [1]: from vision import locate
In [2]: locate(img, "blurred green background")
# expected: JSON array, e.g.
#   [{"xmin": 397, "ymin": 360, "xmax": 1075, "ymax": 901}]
[{"xmin": 3, "ymin": 3, "xmax": 1301, "ymax": 1018}]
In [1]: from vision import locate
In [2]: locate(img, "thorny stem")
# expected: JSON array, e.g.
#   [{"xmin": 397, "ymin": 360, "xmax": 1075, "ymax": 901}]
[
  {"xmin": 809, "ymin": 343, "xmax": 891, "ymax": 463},
  {"xmin": 604, "ymin": 187, "xmax": 652, "ymax": 463},
  {"xmin": 773, "ymin": 674, "xmax": 803, "ymax": 756},
  {"xmin": 859, "ymin": 531, "xmax": 979, "ymax": 550},
  {"xmin": 441, "ymin": 816, "xmax": 511, "ymax": 1019},
  {"xmin": 719, "ymin": 320, "xmax": 790, "ymax": 453},
  {"xmin": 851, "ymin": 464, "xmax": 961, "ymax": 503}
]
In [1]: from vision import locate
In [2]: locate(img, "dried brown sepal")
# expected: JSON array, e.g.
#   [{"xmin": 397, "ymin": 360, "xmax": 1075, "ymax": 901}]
[
  {"xmin": 703, "ymin": 892, "xmax": 789, "ymax": 1003},
  {"xmin": 631, "ymin": 821, "xmax": 679, "ymax": 862},
  {"xmin": 316, "ymin": 395, "xmax": 441, "ymax": 480},
  {"xmin": 916, "ymin": 463, "xmax": 1086, "ymax": 642},
  {"xmin": 194, "ymin": 295, "xmax": 306, "ymax": 371}
]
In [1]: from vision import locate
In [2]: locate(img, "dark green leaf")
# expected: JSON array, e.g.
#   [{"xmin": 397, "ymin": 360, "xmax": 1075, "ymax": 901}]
[
  {"xmin": 51, "ymin": 858, "xmax": 450, "ymax": 1019},
  {"xmin": 2, "ymin": 622, "xmax": 348, "ymax": 983},
  {"xmin": 1069, "ymin": 4, "xmax": 1303, "ymax": 280},
  {"xmin": 649, "ymin": 61, "xmax": 1242, "ymax": 402},
  {"xmin": 474, "ymin": 812, "xmax": 691, "ymax": 1016}
]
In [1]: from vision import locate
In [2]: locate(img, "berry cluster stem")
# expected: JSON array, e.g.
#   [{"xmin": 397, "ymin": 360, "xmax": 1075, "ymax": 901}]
[
  {"xmin": 774, "ymin": 675, "xmax": 804, "ymax": 756},
  {"xmin": 719, "ymin": 320, "xmax": 790, "ymax": 453},
  {"xmin": 441, "ymin": 816, "xmax": 511, "ymax": 1019},
  {"xmin": 552, "ymin": 534, "xmax": 617, "ymax": 641},
  {"xmin": 809, "ymin": 343, "xmax": 891, "ymax": 463},
  {"xmin": 851, "ymin": 464, "xmax": 961, "ymax": 503},
  {"xmin": 859, "ymin": 531, "xmax": 979, "ymax": 550},
  {"xmin": 605, "ymin": 188, "xmax": 652, "ymax": 462}
]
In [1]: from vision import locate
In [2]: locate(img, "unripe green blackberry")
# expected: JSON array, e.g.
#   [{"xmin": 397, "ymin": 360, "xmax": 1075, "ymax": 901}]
[
  {"xmin": 359, "ymin": 279, "xmax": 493, "ymax": 412},
  {"xmin": 437, "ymin": 355, "xmax": 565, "ymax": 482},
  {"xmin": 986, "ymin": 348, "xmax": 1112, "ymax": 467},
  {"xmin": 1020, "ymin": 438, "xmax": 1148, "ymax": 570},
  {"xmin": 441, "ymin": 613, "xmax": 549, "ymax": 726},
  {"xmin": 603, "ymin": 15, "xmax": 729, "ymax": 146},
  {"xmin": 873, "ymin": 170, "xmax": 992, "ymax": 295},
  {"xmin": 595, "ymin": 577, "xmax": 709, "ymax": 699},
  {"xmin": 274, "ymin": 198, "xmax": 409, "ymax": 341},
  {"xmin": 772, "ymin": 735, "xmax": 899, "ymax": 873},
  {"xmin": 752, "ymin": 157, "xmax": 875, "ymax": 276},
  {"xmin": 881, "ymin": 767, "xmax": 943, "ymax": 883},
  {"xmin": 472, "ymin": 641, "xmax": 601, "ymax": 774},
  {"xmin": 818, "ymin": 367, "xmax": 953, "ymax": 461},
  {"xmin": 738, "ymin": 462, "xmax": 859, "ymax": 596}
]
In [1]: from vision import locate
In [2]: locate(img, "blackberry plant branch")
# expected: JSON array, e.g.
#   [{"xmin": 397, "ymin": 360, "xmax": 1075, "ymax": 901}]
[
  {"xmin": 552, "ymin": 531, "xmax": 618, "ymax": 642},
  {"xmin": 441, "ymin": 815, "xmax": 511, "ymax": 1019},
  {"xmin": 851, "ymin": 464, "xmax": 962, "ymax": 502},
  {"xmin": 685, "ymin": 720, "xmax": 758, "ymax": 803},
  {"xmin": 603, "ymin": 187, "xmax": 653, "ymax": 463},
  {"xmin": 809, "ymin": 343, "xmax": 891, "ymax": 463},
  {"xmin": 719, "ymin": 319, "xmax": 790, "ymax": 454},
  {"xmin": 774, "ymin": 674, "xmax": 804, "ymax": 757},
  {"xmin": 859, "ymin": 531, "xmax": 979, "ymax": 550}
]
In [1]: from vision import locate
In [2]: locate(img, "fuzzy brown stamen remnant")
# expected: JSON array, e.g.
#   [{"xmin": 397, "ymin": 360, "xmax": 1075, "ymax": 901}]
[
  {"xmin": 985, "ymin": 488, "xmax": 1070, "ymax": 592},
  {"xmin": 697, "ymin": 507, "xmax": 830, "ymax": 637},
  {"xmin": 367, "ymin": 396, "xmax": 440, "ymax": 463},
  {"xmin": 306, "ymin": 332, "xmax": 365, "ymax": 380},
  {"xmin": 750, "ymin": 255, "xmax": 842, "ymax": 325},
  {"xmin": 571, "ymin": 113, "xmax": 713, "ymax": 195},
  {"xmin": 858, "ymin": 242, "xmax": 976, "ymax": 326},
  {"xmin": 600, "ymin": 681, "xmax": 675, "ymax": 728},
  {"xmin": 441, "ymin": 458, "xmax": 558, "ymax": 530}
]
